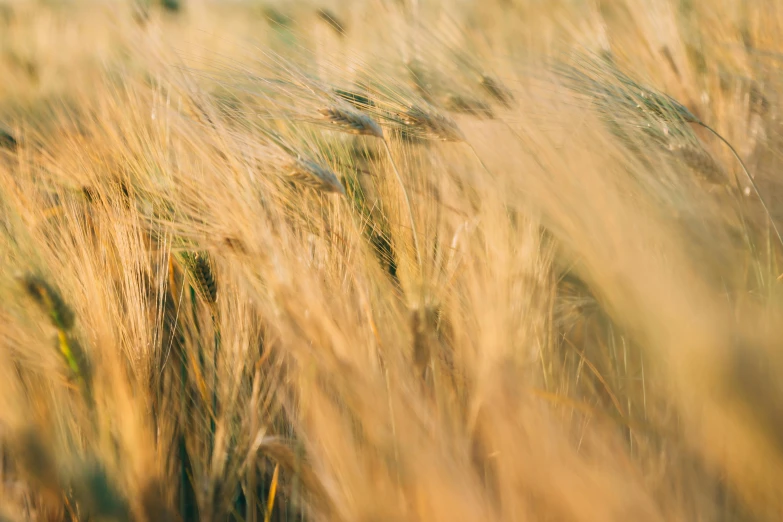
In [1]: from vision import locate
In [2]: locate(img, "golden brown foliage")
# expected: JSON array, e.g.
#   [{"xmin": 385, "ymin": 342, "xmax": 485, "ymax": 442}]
[{"xmin": 2, "ymin": 1, "xmax": 783, "ymax": 521}]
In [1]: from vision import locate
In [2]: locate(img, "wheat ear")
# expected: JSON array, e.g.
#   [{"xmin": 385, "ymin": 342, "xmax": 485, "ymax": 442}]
[
  {"xmin": 318, "ymin": 104, "xmax": 422, "ymax": 270},
  {"xmin": 178, "ymin": 251, "xmax": 218, "ymax": 304},
  {"xmin": 695, "ymin": 122, "xmax": 783, "ymax": 250},
  {"xmin": 20, "ymin": 275, "xmax": 91, "ymax": 397}
]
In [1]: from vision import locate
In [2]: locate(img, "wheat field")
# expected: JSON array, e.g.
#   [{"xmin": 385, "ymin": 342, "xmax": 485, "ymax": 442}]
[{"xmin": 1, "ymin": 0, "xmax": 783, "ymax": 520}]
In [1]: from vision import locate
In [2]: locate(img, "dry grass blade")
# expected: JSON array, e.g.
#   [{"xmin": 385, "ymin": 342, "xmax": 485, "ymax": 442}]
[
  {"xmin": 264, "ymin": 463, "xmax": 279, "ymax": 522},
  {"xmin": 248, "ymin": 437, "xmax": 334, "ymax": 516}
]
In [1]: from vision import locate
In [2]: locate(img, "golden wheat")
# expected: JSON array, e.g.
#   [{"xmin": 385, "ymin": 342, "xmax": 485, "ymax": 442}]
[{"xmin": 3, "ymin": 2, "xmax": 783, "ymax": 521}]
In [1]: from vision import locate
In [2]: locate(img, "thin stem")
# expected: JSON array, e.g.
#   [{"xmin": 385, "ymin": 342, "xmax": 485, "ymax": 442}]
[
  {"xmin": 697, "ymin": 121, "xmax": 783, "ymax": 250},
  {"xmin": 264, "ymin": 464, "xmax": 279, "ymax": 522},
  {"xmin": 382, "ymin": 139, "xmax": 423, "ymax": 271},
  {"xmin": 466, "ymin": 142, "xmax": 494, "ymax": 179}
]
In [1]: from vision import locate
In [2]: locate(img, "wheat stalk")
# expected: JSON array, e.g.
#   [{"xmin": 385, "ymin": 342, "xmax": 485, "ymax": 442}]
[
  {"xmin": 632, "ymin": 84, "xmax": 783, "ymax": 249},
  {"xmin": 695, "ymin": 121, "xmax": 783, "ymax": 249},
  {"xmin": 310, "ymin": 101, "xmax": 423, "ymax": 270},
  {"xmin": 381, "ymin": 139, "xmax": 423, "ymax": 270}
]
